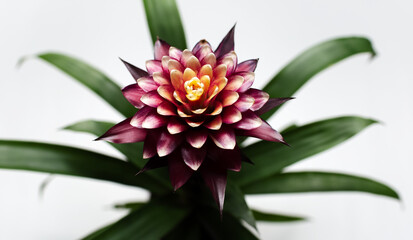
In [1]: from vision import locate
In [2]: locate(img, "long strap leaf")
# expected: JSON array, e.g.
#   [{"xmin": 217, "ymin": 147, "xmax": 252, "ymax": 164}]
[
  {"xmin": 143, "ymin": 0, "xmax": 187, "ymax": 49},
  {"xmin": 0, "ymin": 140, "xmax": 168, "ymax": 194},
  {"xmin": 261, "ymin": 37, "xmax": 376, "ymax": 120},
  {"xmin": 26, "ymin": 53, "xmax": 136, "ymax": 118},
  {"xmin": 224, "ymin": 184, "xmax": 256, "ymax": 229},
  {"xmin": 233, "ymin": 116, "xmax": 377, "ymax": 186},
  {"xmin": 63, "ymin": 119, "xmax": 171, "ymax": 188},
  {"xmin": 242, "ymin": 171, "xmax": 399, "ymax": 200},
  {"xmin": 63, "ymin": 120, "xmax": 143, "ymax": 166},
  {"xmin": 251, "ymin": 209, "xmax": 305, "ymax": 222},
  {"xmin": 86, "ymin": 200, "xmax": 189, "ymax": 240}
]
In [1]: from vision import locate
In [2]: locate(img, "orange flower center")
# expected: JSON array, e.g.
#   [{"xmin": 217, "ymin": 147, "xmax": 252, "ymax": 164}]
[{"xmin": 184, "ymin": 77, "xmax": 204, "ymax": 101}]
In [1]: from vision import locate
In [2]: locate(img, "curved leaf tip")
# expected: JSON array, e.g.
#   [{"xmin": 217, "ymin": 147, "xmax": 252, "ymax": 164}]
[
  {"xmin": 234, "ymin": 116, "xmax": 380, "ymax": 186},
  {"xmin": 242, "ymin": 171, "xmax": 400, "ymax": 201},
  {"xmin": 262, "ymin": 36, "xmax": 377, "ymax": 120}
]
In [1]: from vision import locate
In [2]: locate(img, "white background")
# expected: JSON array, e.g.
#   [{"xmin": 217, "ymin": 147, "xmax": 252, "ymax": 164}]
[{"xmin": 1, "ymin": 0, "xmax": 412, "ymax": 239}]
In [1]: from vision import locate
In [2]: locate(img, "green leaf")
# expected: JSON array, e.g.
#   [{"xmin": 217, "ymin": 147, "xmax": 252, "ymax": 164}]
[
  {"xmin": 242, "ymin": 171, "xmax": 399, "ymax": 200},
  {"xmin": 113, "ymin": 201, "xmax": 146, "ymax": 211},
  {"xmin": 280, "ymin": 123, "xmax": 299, "ymax": 133},
  {"xmin": 82, "ymin": 223, "xmax": 114, "ymax": 240},
  {"xmin": 143, "ymin": 0, "xmax": 187, "ymax": 50},
  {"xmin": 27, "ymin": 52, "xmax": 136, "ymax": 118},
  {"xmin": 251, "ymin": 209, "xmax": 305, "ymax": 222},
  {"xmin": 88, "ymin": 200, "xmax": 189, "ymax": 240},
  {"xmin": 0, "ymin": 140, "xmax": 169, "ymax": 194},
  {"xmin": 63, "ymin": 120, "xmax": 142, "ymax": 167},
  {"xmin": 63, "ymin": 120, "xmax": 171, "ymax": 188},
  {"xmin": 261, "ymin": 37, "xmax": 376, "ymax": 120},
  {"xmin": 224, "ymin": 184, "xmax": 256, "ymax": 229},
  {"xmin": 233, "ymin": 116, "xmax": 377, "ymax": 186},
  {"xmin": 197, "ymin": 208, "xmax": 259, "ymax": 240}
]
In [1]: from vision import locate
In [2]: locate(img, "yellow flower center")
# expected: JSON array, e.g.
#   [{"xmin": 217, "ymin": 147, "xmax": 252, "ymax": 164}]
[{"xmin": 184, "ymin": 77, "xmax": 204, "ymax": 101}]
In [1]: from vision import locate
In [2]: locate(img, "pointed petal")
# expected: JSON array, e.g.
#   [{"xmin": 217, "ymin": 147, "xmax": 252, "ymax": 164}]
[
  {"xmin": 218, "ymin": 51, "xmax": 237, "ymax": 76},
  {"xmin": 161, "ymin": 56, "xmax": 171, "ymax": 72},
  {"xmin": 143, "ymin": 130, "xmax": 160, "ymax": 159},
  {"xmin": 237, "ymin": 121, "xmax": 285, "ymax": 143},
  {"xmin": 245, "ymin": 88, "xmax": 269, "ymax": 111},
  {"xmin": 186, "ymin": 56, "xmax": 201, "ymax": 71},
  {"xmin": 224, "ymin": 75, "xmax": 244, "ymax": 91},
  {"xmin": 96, "ymin": 118, "xmax": 147, "ymax": 143},
  {"xmin": 181, "ymin": 49, "xmax": 194, "ymax": 66},
  {"xmin": 219, "ymin": 90, "xmax": 239, "ymax": 107},
  {"xmin": 208, "ymin": 77, "xmax": 227, "ymax": 99},
  {"xmin": 157, "ymin": 101, "xmax": 177, "ymax": 116},
  {"xmin": 177, "ymin": 106, "xmax": 193, "ymax": 118},
  {"xmin": 234, "ymin": 93, "xmax": 255, "ymax": 112},
  {"xmin": 201, "ymin": 52, "xmax": 217, "ymax": 67},
  {"xmin": 222, "ymin": 106, "xmax": 242, "ymax": 124},
  {"xmin": 196, "ymin": 45, "xmax": 213, "ymax": 62},
  {"xmin": 201, "ymin": 164, "xmax": 227, "ymax": 214},
  {"xmin": 170, "ymin": 69, "xmax": 184, "ymax": 91},
  {"xmin": 215, "ymin": 25, "xmax": 236, "ymax": 59},
  {"xmin": 141, "ymin": 110, "xmax": 168, "ymax": 129},
  {"xmin": 157, "ymin": 85, "xmax": 176, "ymax": 103},
  {"xmin": 152, "ymin": 72, "xmax": 170, "ymax": 86},
  {"xmin": 199, "ymin": 64, "xmax": 213, "ymax": 79},
  {"xmin": 169, "ymin": 47, "xmax": 183, "ymax": 61},
  {"xmin": 157, "ymin": 131, "xmax": 183, "ymax": 157},
  {"xmin": 206, "ymin": 101, "xmax": 223, "ymax": 116},
  {"xmin": 120, "ymin": 58, "xmax": 148, "ymax": 80},
  {"xmin": 210, "ymin": 127, "xmax": 236, "ymax": 149},
  {"xmin": 213, "ymin": 64, "xmax": 227, "ymax": 78},
  {"xmin": 122, "ymin": 84, "xmax": 145, "ymax": 108},
  {"xmin": 236, "ymin": 59, "xmax": 258, "ymax": 73},
  {"xmin": 237, "ymin": 72, "xmax": 255, "ymax": 92},
  {"xmin": 140, "ymin": 91, "xmax": 164, "ymax": 107},
  {"xmin": 167, "ymin": 118, "xmax": 188, "ymax": 134},
  {"xmin": 154, "ymin": 39, "xmax": 171, "ymax": 60},
  {"xmin": 173, "ymin": 90, "xmax": 188, "ymax": 105},
  {"xmin": 137, "ymin": 156, "xmax": 168, "ymax": 174},
  {"xmin": 182, "ymin": 144, "xmax": 206, "ymax": 171},
  {"xmin": 137, "ymin": 76, "xmax": 159, "ymax": 92},
  {"xmin": 186, "ymin": 129, "xmax": 208, "ymax": 148},
  {"xmin": 168, "ymin": 59, "xmax": 184, "ymax": 72},
  {"xmin": 208, "ymin": 145, "xmax": 242, "ymax": 172},
  {"xmin": 233, "ymin": 110, "xmax": 263, "ymax": 130},
  {"xmin": 199, "ymin": 75, "xmax": 211, "ymax": 94},
  {"xmin": 254, "ymin": 97, "xmax": 294, "ymax": 116},
  {"xmin": 224, "ymin": 146, "xmax": 242, "ymax": 172},
  {"xmin": 185, "ymin": 119, "xmax": 205, "ymax": 127},
  {"xmin": 130, "ymin": 106, "xmax": 152, "ymax": 128},
  {"xmin": 183, "ymin": 67, "xmax": 197, "ymax": 81},
  {"xmin": 191, "ymin": 107, "xmax": 208, "ymax": 115},
  {"xmin": 168, "ymin": 151, "xmax": 194, "ymax": 190},
  {"xmin": 204, "ymin": 115, "xmax": 222, "ymax": 130},
  {"xmin": 192, "ymin": 39, "xmax": 212, "ymax": 58},
  {"xmin": 145, "ymin": 60, "xmax": 163, "ymax": 74}
]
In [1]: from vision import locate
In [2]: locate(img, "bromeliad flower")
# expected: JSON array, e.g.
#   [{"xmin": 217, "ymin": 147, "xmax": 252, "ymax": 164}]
[{"xmin": 98, "ymin": 26, "xmax": 291, "ymax": 212}]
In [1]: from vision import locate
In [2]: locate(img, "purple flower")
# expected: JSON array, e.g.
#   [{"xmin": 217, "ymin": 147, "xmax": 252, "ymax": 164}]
[{"xmin": 98, "ymin": 26, "xmax": 289, "ymax": 212}]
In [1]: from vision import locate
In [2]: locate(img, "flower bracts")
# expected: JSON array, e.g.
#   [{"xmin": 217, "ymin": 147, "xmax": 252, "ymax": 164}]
[{"xmin": 98, "ymin": 26, "xmax": 290, "ymax": 212}]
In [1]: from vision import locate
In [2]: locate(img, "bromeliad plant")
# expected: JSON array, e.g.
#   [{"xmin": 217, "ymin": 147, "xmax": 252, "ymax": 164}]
[
  {"xmin": 1, "ymin": 0, "xmax": 399, "ymax": 239},
  {"xmin": 97, "ymin": 26, "xmax": 291, "ymax": 213}
]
